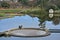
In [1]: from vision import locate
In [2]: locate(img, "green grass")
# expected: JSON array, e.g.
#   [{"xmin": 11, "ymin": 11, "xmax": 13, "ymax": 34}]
[
  {"xmin": 0, "ymin": 9, "xmax": 21, "ymax": 13},
  {"xmin": 0, "ymin": 8, "xmax": 41, "ymax": 13},
  {"xmin": 0, "ymin": 8, "xmax": 48, "ymax": 18},
  {"xmin": 0, "ymin": 8, "xmax": 47, "ymax": 17},
  {"xmin": 0, "ymin": 13, "xmax": 5, "ymax": 17}
]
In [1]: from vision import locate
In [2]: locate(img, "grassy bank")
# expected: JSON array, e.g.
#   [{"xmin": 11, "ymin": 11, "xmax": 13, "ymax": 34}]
[
  {"xmin": 0, "ymin": 8, "xmax": 47, "ymax": 17},
  {"xmin": 0, "ymin": 9, "xmax": 21, "ymax": 13},
  {"xmin": 0, "ymin": 13, "xmax": 5, "ymax": 17},
  {"xmin": 0, "ymin": 8, "xmax": 41, "ymax": 13}
]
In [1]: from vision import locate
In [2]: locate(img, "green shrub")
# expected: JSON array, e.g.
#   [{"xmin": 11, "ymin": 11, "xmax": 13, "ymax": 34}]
[{"xmin": 1, "ymin": 2, "xmax": 10, "ymax": 8}]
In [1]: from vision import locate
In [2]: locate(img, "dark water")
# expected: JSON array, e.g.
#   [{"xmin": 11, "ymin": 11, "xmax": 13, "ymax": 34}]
[{"xmin": 0, "ymin": 15, "xmax": 60, "ymax": 40}]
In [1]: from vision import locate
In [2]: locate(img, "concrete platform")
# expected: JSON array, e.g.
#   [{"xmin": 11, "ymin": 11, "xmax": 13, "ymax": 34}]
[{"xmin": 4, "ymin": 28, "xmax": 50, "ymax": 37}]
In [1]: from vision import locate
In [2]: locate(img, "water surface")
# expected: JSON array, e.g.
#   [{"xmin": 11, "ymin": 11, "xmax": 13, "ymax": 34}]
[{"xmin": 0, "ymin": 15, "xmax": 60, "ymax": 40}]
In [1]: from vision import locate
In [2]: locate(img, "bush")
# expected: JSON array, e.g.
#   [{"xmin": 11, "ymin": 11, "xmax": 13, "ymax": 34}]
[
  {"xmin": 46, "ymin": 4, "xmax": 59, "ymax": 11},
  {"xmin": 1, "ymin": 2, "xmax": 10, "ymax": 8}
]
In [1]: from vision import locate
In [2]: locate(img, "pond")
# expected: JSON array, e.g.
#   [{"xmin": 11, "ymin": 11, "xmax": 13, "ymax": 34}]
[{"xmin": 0, "ymin": 15, "xmax": 60, "ymax": 40}]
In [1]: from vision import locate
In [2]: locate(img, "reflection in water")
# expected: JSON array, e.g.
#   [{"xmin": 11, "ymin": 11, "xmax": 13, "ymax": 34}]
[
  {"xmin": 39, "ymin": 22, "xmax": 46, "ymax": 28},
  {"xmin": 0, "ymin": 15, "xmax": 60, "ymax": 31},
  {"xmin": 0, "ymin": 15, "xmax": 60, "ymax": 40},
  {"xmin": 52, "ymin": 16, "xmax": 60, "ymax": 25},
  {"xmin": 49, "ymin": 9, "xmax": 54, "ymax": 18},
  {"xmin": 0, "ymin": 15, "xmax": 39, "ymax": 32},
  {"xmin": 29, "ymin": 13, "xmax": 60, "ymax": 26}
]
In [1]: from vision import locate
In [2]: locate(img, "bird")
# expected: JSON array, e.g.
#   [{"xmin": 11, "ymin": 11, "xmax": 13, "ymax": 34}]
[
  {"xmin": 49, "ymin": 9, "xmax": 54, "ymax": 18},
  {"xmin": 19, "ymin": 25, "xmax": 22, "ymax": 29}
]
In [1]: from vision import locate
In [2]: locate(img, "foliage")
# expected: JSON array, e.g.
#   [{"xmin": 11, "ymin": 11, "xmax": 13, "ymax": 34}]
[
  {"xmin": 18, "ymin": 0, "xmax": 28, "ymax": 5},
  {"xmin": 1, "ymin": 2, "xmax": 10, "ymax": 8}
]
